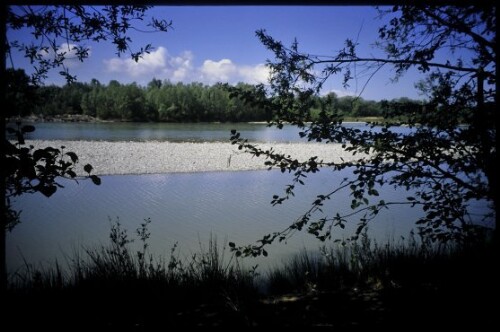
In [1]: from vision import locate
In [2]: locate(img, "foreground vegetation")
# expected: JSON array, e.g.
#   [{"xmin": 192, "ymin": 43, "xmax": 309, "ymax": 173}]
[
  {"xmin": 5, "ymin": 221, "xmax": 495, "ymax": 328},
  {"xmin": 4, "ymin": 9, "xmax": 494, "ymax": 329}
]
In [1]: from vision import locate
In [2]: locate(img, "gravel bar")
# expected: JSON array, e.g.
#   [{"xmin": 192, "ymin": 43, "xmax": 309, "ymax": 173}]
[{"xmin": 25, "ymin": 140, "xmax": 366, "ymax": 176}]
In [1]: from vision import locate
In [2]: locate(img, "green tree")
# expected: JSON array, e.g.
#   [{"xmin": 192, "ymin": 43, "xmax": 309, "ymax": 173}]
[
  {"xmin": 227, "ymin": 6, "xmax": 496, "ymax": 257},
  {"xmin": 2, "ymin": 5, "xmax": 171, "ymax": 290},
  {"xmin": 5, "ymin": 68, "xmax": 38, "ymax": 118},
  {"xmin": 81, "ymin": 80, "xmax": 102, "ymax": 118},
  {"xmin": 95, "ymin": 83, "xmax": 118, "ymax": 119},
  {"xmin": 118, "ymin": 83, "xmax": 155, "ymax": 121},
  {"xmin": 336, "ymin": 95, "xmax": 358, "ymax": 117},
  {"xmin": 147, "ymin": 77, "xmax": 163, "ymax": 90}
]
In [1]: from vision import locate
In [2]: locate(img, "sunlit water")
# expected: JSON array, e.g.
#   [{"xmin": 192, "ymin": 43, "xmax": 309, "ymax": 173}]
[
  {"xmin": 7, "ymin": 122, "xmax": 494, "ymax": 273},
  {"xmin": 8, "ymin": 169, "xmax": 493, "ymax": 273},
  {"xmin": 15, "ymin": 122, "xmax": 303, "ymax": 142},
  {"xmin": 12, "ymin": 121, "xmax": 416, "ymax": 142}
]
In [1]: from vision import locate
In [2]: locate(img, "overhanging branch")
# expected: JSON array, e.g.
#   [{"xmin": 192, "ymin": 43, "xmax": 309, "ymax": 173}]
[{"xmin": 311, "ymin": 56, "xmax": 478, "ymax": 74}]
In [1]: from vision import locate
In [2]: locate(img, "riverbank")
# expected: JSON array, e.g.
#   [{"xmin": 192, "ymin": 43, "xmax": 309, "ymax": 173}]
[
  {"xmin": 25, "ymin": 140, "xmax": 365, "ymax": 176},
  {"xmin": 8, "ymin": 114, "xmax": 105, "ymax": 123},
  {"xmin": 6, "ymin": 224, "xmax": 495, "ymax": 329},
  {"xmin": 9, "ymin": 114, "xmax": 385, "ymax": 124}
]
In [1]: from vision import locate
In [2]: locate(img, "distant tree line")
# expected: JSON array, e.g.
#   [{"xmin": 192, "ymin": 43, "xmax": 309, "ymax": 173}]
[
  {"xmin": 8, "ymin": 69, "xmax": 425, "ymax": 123},
  {"xmin": 29, "ymin": 78, "xmax": 269, "ymax": 122}
]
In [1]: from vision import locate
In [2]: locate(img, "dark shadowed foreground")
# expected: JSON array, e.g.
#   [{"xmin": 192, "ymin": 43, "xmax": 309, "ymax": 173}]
[{"xmin": 4, "ymin": 223, "xmax": 496, "ymax": 329}]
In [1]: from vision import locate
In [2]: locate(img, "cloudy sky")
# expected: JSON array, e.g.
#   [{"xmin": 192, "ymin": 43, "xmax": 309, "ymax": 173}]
[{"xmin": 8, "ymin": 5, "xmax": 434, "ymax": 101}]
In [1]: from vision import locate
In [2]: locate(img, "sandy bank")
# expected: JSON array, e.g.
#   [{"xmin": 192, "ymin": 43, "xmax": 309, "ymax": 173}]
[{"xmin": 24, "ymin": 140, "xmax": 363, "ymax": 176}]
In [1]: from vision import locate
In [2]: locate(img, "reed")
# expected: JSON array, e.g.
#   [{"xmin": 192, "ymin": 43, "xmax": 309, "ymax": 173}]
[{"xmin": 6, "ymin": 221, "xmax": 494, "ymax": 328}]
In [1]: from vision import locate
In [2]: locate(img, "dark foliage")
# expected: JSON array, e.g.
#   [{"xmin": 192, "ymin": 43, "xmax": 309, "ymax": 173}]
[
  {"xmin": 226, "ymin": 6, "xmax": 496, "ymax": 257},
  {"xmin": 2, "ymin": 5, "xmax": 171, "ymax": 291},
  {"xmin": 6, "ymin": 5, "xmax": 171, "ymax": 84}
]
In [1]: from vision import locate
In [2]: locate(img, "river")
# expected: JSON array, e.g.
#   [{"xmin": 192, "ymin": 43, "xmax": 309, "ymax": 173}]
[{"xmin": 6, "ymin": 122, "xmax": 494, "ymax": 273}]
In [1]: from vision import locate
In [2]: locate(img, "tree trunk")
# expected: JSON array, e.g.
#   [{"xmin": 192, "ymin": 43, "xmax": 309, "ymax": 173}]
[
  {"xmin": 476, "ymin": 69, "xmax": 497, "ymax": 246},
  {"xmin": 1, "ymin": 4, "xmax": 8, "ymax": 293},
  {"xmin": 0, "ymin": 224, "xmax": 5, "ymax": 293}
]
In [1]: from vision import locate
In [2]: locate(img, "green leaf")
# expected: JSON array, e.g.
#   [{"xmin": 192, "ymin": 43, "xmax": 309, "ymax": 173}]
[
  {"xmin": 66, "ymin": 152, "xmax": 78, "ymax": 163},
  {"xmin": 84, "ymin": 164, "xmax": 93, "ymax": 174},
  {"xmin": 40, "ymin": 185, "xmax": 57, "ymax": 197},
  {"xmin": 33, "ymin": 149, "xmax": 49, "ymax": 161},
  {"xmin": 426, "ymin": 211, "xmax": 438, "ymax": 219},
  {"xmin": 66, "ymin": 170, "xmax": 77, "ymax": 178},
  {"xmin": 90, "ymin": 175, "xmax": 101, "ymax": 185}
]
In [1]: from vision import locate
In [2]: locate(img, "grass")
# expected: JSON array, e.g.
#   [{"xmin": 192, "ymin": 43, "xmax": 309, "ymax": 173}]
[{"xmin": 5, "ymin": 221, "xmax": 496, "ymax": 329}]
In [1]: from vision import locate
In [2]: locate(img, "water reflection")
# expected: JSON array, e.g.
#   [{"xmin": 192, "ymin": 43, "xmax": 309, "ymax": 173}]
[{"xmin": 10, "ymin": 168, "xmax": 494, "ymax": 273}]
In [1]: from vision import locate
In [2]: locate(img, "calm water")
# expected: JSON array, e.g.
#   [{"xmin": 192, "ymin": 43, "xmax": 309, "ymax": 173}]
[
  {"xmin": 13, "ymin": 121, "xmax": 415, "ymax": 142},
  {"xmin": 8, "ymin": 169, "xmax": 427, "ymax": 272},
  {"xmin": 8, "ymin": 169, "xmax": 493, "ymax": 273},
  {"xmin": 7, "ymin": 122, "xmax": 494, "ymax": 273},
  {"xmin": 17, "ymin": 122, "xmax": 301, "ymax": 142}
]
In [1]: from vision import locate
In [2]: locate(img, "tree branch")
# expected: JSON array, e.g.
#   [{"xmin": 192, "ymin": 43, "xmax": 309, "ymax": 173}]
[
  {"xmin": 421, "ymin": 7, "xmax": 495, "ymax": 51},
  {"xmin": 311, "ymin": 56, "xmax": 478, "ymax": 74}
]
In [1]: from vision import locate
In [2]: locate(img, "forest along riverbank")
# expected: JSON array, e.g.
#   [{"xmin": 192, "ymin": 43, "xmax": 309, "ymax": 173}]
[{"xmin": 24, "ymin": 140, "xmax": 367, "ymax": 175}]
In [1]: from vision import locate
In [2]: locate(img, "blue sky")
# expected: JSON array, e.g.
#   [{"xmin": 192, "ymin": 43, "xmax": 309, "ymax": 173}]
[{"xmin": 8, "ymin": 5, "xmax": 431, "ymax": 101}]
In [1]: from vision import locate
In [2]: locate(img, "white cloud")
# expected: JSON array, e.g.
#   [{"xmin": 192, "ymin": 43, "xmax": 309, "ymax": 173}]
[
  {"xmin": 104, "ymin": 46, "xmax": 169, "ymax": 78},
  {"xmin": 170, "ymin": 51, "xmax": 194, "ymax": 80},
  {"xmin": 40, "ymin": 43, "xmax": 91, "ymax": 68},
  {"xmin": 200, "ymin": 59, "xmax": 237, "ymax": 83},
  {"xmin": 103, "ymin": 47, "xmax": 269, "ymax": 86},
  {"xmin": 238, "ymin": 63, "xmax": 270, "ymax": 84},
  {"xmin": 199, "ymin": 59, "xmax": 270, "ymax": 85}
]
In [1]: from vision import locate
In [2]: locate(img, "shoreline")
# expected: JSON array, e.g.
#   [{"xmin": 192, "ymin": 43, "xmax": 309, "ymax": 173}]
[
  {"xmin": 24, "ymin": 140, "xmax": 364, "ymax": 176},
  {"xmin": 8, "ymin": 115, "xmax": 382, "ymax": 124}
]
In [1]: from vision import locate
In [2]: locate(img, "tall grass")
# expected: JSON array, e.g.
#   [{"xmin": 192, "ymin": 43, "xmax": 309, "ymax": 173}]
[
  {"xmin": 6, "ymin": 221, "xmax": 495, "ymax": 328},
  {"xmin": 265, "ymin": 228, "xmax": 494, "ymax": 295},
  {"xmin": 9, "ymin": 218, "xmax": 256, "ymax": 292},
  {"xmin": 6, "ymin": 218, "xmax": 259, "ymax": 328},
  {"xmin": 9, "ymin": 222, "xmax": 493, "ymax": 294}
]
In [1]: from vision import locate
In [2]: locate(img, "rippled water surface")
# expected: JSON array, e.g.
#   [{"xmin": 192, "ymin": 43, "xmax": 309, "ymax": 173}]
[
  {"xmin": 7, "ymin": 122, "xmax": 493, "ymax": 272},
  {"xmin": 8, "ymin": 169, "xmax": 493, "ymax": 272},
  {"xmin": 15, "ymin": 121, "xmax": 417, "ymax": 142}
]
